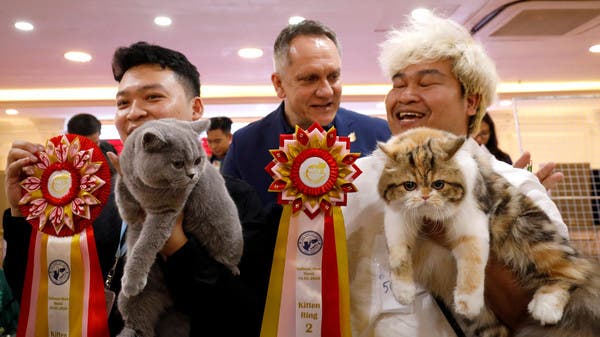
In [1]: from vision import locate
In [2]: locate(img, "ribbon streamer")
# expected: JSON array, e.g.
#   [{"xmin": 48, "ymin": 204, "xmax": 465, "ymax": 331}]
[{"xmin": 262, "ymin": 123, "xmax": 361, "ymax": 337}]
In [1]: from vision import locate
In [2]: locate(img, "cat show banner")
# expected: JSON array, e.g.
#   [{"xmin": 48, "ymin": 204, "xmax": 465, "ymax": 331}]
[
  {"xmin": 17, "ymin": 134, "xmax": 111, "ymax": 337},
  {"xmin": 262, "ymin": 123, "xmax": 361, "ymax": 337}
]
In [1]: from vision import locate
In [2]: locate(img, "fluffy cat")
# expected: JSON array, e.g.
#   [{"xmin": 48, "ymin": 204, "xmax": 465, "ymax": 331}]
[
  {"xmin": 115, "ymin": 118, "xmax": 243, "ymax": 337},
  {"xmin": 377, "ymin": 127, "xmax": 600, "ymax": 337}
]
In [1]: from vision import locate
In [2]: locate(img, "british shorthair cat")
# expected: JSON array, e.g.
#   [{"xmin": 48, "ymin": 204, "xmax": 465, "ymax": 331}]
[{"xmin": 115, "ymin": 118, "xmax": 243, "ymax": 337}]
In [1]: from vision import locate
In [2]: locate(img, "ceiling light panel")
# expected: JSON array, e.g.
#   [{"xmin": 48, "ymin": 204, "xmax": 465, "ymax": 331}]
[
  {"xmin": 288, "ymin": 16, "xmax": 305, "ymax": 25},
  {"xmin": 64, "ymin": 51, "xmax": 92, "ymax": 63},
  {"xmin": 14, "ymin": 21, "xmax": 34, "ymax": 31},
  {"xmin": 154, "ymin": 16, "xmax": 172, "ymax": 26},
  {"xmin": 238, "ymin": 48, "xmax": 263, "ymax": 59}
]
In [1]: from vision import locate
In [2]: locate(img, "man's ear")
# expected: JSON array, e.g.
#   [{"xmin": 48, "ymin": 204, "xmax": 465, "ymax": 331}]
[
  {"xmin": 466, "ymin": 94, "xmax": 481, "ymax": 117},
  {"xmin": 271, "ymin": 73, "xmax": 286, "ymax": 99},
  {"xmin": 191, "ymin": 97, "xmax": 204, "ymax": 121}
]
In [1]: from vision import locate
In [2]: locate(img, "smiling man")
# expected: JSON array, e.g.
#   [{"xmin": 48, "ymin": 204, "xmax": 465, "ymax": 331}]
[
  {"xmin": 222, "ymin": 19, "xmax": 391, "ymax": 207},
  {"xmin": 4, "ymin": 41, "xmax": 264, "ymax": 337},
  {"xmin": 344, "ymin": 12, "xmax": 568, "ymax": 337}
]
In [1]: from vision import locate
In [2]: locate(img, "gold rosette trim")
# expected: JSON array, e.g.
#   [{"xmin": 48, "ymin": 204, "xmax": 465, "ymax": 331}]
[{"xmin": 265, "ymin": 123, "xmax": 362, "ymax": 217}]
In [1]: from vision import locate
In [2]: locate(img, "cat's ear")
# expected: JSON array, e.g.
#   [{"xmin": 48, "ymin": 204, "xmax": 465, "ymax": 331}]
[
  {"xmin": 436, "ymin": 136, "xmax": 465, "ymax": 160},
  {"xmin": 142, "ymin": 129, "xmax": 168, "ymax": 152},
  {"xmin": 377, "ymin": 141, "xmax": 394, "ymax": 159},
  {"xmin": 191, "ymin": 119, "xmax": 211, "ymax": 134}
]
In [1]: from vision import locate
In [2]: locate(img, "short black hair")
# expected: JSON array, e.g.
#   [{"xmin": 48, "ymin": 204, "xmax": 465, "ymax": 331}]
[
  {"xmin": 273, "ymin": 19, "xmax": 340, "ymax": 72},
  {"xmin": 111, "ymin": 41, "xmax": 201, "ymax": 98},
  {"xmin": 67, "ymin": 113, "xmax": 102, "ymax": 136},
  {"xmin": 209, "ymin": 116, "xmax": 233, "ymax": 134}
]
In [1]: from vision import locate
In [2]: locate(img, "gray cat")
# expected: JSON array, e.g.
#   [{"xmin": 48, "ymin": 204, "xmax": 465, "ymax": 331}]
[{"xmin": 115, "ymin": 118, "xmax": 243, "ymax": 337}]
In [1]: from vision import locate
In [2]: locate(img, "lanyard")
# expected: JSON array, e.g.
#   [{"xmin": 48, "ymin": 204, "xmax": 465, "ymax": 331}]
[{"xmin": 105, "ymin": 221, "xmax": 127, "ymax": 289}]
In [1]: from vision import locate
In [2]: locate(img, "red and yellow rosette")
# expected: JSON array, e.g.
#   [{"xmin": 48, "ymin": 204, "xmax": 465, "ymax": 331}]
[
  {"xmin": 262, "ymin": 123, "xmax": 361, "ymax": 337},
  {"xmin": 17, "ymin": 134, "xmax": 111, "ymax": 337}
]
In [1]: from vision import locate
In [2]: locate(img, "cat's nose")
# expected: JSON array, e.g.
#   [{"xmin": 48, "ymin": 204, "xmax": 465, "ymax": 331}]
[
  {"xmin": 422, "ymin": 195, "xmax": 430, "ymax": 200},
  {"xmin": 187, "ymin": 173, "xmax": 195, "ymax": 179}
]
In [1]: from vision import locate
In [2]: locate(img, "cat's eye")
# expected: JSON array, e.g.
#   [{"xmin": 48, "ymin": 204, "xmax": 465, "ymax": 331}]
[
  {"xmin": 172, "ymin": 160, "xmax": 184, "ymax": 169},
  {"xmin": 194, "ymin": 157, "xmax": 202, "ymax": 165},
  {"xmin": 431, "ymin": 180, "xmax": 445, "ymax": 190},
  {"xmin": 403, "ymin": 181, "xmax": 417, "ymax": 191}
]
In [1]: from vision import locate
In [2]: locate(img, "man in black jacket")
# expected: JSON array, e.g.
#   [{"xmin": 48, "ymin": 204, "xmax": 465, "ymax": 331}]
[{"xmin": 3, "ymin": 41, "xmax": 271, "ymax": 336}]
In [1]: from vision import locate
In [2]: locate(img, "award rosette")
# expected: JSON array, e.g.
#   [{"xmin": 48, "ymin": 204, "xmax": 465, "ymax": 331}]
[
  {"xmin": 261, "ymin": 123, "xmax": 361, "ymax": 337},
  {"xmin": 16, "ymin": 134, "xmax": 111, "ymax": 337}
]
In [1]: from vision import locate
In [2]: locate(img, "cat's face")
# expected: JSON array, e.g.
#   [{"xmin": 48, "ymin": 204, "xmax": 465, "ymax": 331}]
[
  {"xmin": 377, "ymin": 127, "xmax": 466, "ymax": 219},
  {"xmin": 129, "ymin": 119, "xmax": 209, "ymax": 189}
]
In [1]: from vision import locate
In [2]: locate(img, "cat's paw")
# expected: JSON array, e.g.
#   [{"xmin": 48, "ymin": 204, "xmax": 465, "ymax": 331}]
[
  {"xmin": 454, "ymin": 290, "xmax": 484, "ymax": 318},
  {"xmin": 116, "ymin": 327, "xmax": 139, "ymax": 337},
  {"xmin": 229, "ymin": 265, "xmax": 240, "ymax": 276},
  {"xmin": 391, "ymin": 280, "xmax": 416, "ymax": 305},
  {"xmin": 121, "ymin": 273, "xmax": 148, "ymax": 298},
  {"xmin": 528, "ymin": 291, "xmax": 566, "ymax": 325}
]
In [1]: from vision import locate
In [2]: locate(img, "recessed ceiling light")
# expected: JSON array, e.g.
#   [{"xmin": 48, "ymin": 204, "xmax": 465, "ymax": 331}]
[
  {"xmin": 410, "ymin": 8, "xmax": 431, "ymax": 21},
  {"xmin": 589, "ymin": 44, "xmax": 600, "ymax": 53},
  {"xmin": 15, "ymin": 21, "xmax": 34, "ymax": 31},
  {"xmin": 154, "ymin": 16, "xmax": 172, "ymax": 26},
  {"xmin": 288, "ymin": 16, "xmax": 305, "ymax": 25},
  {"xmin": 238, "ymin": 48, "xmax": 264, "ymax": 59},
  {"xmin": 64, "ymin": 51, "xmax": 92, "ymax": 63},
  {"xmin": 5, "ymin": 109, "xmax": 19, "ymax": 115}
]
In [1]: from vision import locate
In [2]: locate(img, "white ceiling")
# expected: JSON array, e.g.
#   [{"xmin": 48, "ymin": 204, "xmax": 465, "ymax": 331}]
[{"xmin": 1, "ymin": 0, "xmax": 600, "ymax": 120}]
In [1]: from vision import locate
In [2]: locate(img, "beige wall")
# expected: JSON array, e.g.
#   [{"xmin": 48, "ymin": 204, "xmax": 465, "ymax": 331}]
[
  {"xmin": 0, "ymin": 95, "xmax": 599, "ymax": 176},
  {"xmin": 0, "ymin": 117, "xmax": 65, "ymax": 169},
  {"xmin": 488, "ymin": 95, "xmax": 600, "ymax": 169}
]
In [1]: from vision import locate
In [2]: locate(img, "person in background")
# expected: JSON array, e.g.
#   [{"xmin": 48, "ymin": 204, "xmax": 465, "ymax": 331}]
[
  {"xmin": 475, "ymin": 112, "xmax": 513, "ymax": 164},
  {"xmin": 344, "ymin": 11, "xmax": 567, "ymax": 337},
  {"xmin": 207, "ymin": 116, "xmax": 233, "ymax": 172},
  {"xmin": 67, "ymin": 113, "xmax": 118, "ymax": 174},
  {"xmin": 4, "ymin": 41, "xmax": 265, "ymax": 336},
  {"xmin": 222, "ymin": 19, "xmax": 391, "ymax": 207}
]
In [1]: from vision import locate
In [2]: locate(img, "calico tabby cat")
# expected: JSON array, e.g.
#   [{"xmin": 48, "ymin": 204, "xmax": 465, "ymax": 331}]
[
  {"xmin": 115, "ymin": 118, "xmax": 243, "ymax": 337},
  {"xmin": 377, "ymin": 127, "xmax": 600, "ymax": 337}
]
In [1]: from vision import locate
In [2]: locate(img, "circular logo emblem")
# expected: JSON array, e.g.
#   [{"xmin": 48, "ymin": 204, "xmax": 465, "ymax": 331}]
[
  {"xmin": 299, "ymin": 157, "xmax": 330, "ymax": 188},
  {"xmin": 290, "ymin": 149, "xmax": 339, "ymax": 196},
  {"xmin": 48, "ymin": 170, "xmax": 73, "ymax": 199},
  {"xmin": 48, "ymin": 259, "xmax": 70, "ymax": 285},
  {"xmin": 297, "ymin": 230, "xmax": 323, "ymax": 256}
]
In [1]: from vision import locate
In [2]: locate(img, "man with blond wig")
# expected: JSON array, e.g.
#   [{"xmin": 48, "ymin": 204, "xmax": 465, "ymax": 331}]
[{"xmin": 343, "ymin": 11, "xmax": 567, "ymax": 337}]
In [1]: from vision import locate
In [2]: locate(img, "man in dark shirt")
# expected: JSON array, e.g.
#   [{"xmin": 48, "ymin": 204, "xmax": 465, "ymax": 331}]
[{"xmin": 4, "ymin": 41, "xmax": 267, "ymax": 336}]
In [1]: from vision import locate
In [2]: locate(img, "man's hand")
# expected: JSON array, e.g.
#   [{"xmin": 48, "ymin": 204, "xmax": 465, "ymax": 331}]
[
  {"xmin": 106, "ymin": 151, "xmax": 121, "ymax": 175},
  {"xmin": 484, "ymin": 255, "xmax": 532, "ymax": 332},
  {"xmin": 514, "ymin": 151, "xmax": 564, "ymax": 191},
  {"xmin": 5, "ymin": 141, "xmax": 45, "ymax": 216},
  {"xmin": 160, "ymin": 212, "xmax": 188, "ymax": 257}
]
